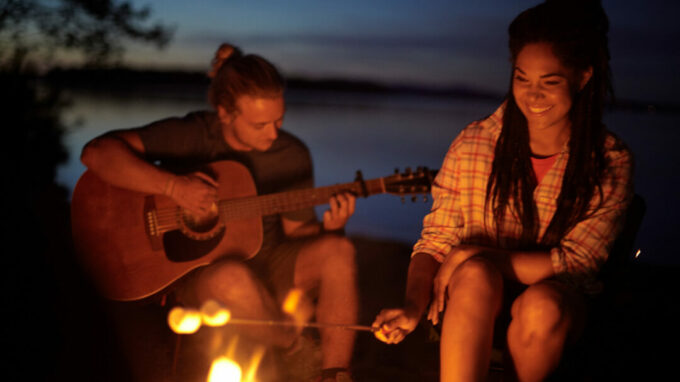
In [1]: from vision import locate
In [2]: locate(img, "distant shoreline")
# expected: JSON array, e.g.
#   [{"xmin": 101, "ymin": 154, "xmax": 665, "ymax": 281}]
[{"xmin": 43, "ymin": 67, "xmax": 679, "ymax": 114}]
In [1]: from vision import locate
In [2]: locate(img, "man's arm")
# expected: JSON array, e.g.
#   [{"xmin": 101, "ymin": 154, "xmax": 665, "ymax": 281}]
[
  {"xmin": 81, "ymin": 130, "xmax": 170, "ymax": 194},
  {"xmin": 80, "ymin": 129, "xmax": 218, "ymax": 216}
]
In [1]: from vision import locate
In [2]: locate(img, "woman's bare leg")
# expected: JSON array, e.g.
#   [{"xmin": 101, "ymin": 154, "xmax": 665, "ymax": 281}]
[
  {"xmin": 440, "ymin": 257, "xmax": 504, "ymax": 382},
  {"xmin": 506, "ymin": 280, "xmax": 586, "ymax": 382}
]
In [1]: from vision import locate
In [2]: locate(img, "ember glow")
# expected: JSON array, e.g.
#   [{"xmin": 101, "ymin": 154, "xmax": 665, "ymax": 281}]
[
  {"xmin": 168, "ymin": 306, "xmax": 202, "ymax": 334},
  {"xmin": 635, "ymin": 249, "xmax": 642, "ymax": 259},
  {"xmin": 207, "ymin": 357, "xmax": 242, "ymax": 382}
]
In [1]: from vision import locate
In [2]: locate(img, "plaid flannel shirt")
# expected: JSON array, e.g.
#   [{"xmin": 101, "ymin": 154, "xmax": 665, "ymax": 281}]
[{"xmin": 413, "ymin": 104, "xmax": 633, "ymax": 292}]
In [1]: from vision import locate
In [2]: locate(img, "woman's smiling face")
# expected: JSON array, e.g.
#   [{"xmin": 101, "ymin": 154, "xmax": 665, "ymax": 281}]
[{"xmin": 512, "ymin": 42, "xmax": 577, "ymax": 136}]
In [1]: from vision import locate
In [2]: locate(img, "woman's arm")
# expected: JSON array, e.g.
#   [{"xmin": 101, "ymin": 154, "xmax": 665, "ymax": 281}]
[
  {"xmin": 404, "ymin": 253, "xmax": 441, "ymax": 317},
  {"xmin": 479, "ymin": 247, "xmax": 555, "ymax": 284},
  {"xmin": 372, "ymin": 253, "xmax": 440, "ymax": 344},
  {"xmin": 549, "ymin": 142, "xmax": 633, "ymax": 285}
]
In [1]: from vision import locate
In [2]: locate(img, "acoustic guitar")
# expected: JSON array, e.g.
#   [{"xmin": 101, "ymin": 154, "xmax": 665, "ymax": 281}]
[{"xmin": 71, "ymin": 160, "xmax": 436, "ymax": 301}]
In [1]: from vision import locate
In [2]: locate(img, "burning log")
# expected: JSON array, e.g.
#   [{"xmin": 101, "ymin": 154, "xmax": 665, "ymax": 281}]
[{"xmin": 207, "ymin": 357, "xmax": 242, "ymax": 382}]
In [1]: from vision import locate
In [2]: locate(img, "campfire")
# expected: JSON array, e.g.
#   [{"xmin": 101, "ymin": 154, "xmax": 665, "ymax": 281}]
[{"xmin": 167, "ymin": 289, "xmax": 374, "ymax": 381}]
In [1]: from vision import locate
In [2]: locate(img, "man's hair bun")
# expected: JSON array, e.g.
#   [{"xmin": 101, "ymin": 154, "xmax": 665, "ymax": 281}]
[{"xmin": 208, "ymin": 43, "xmax": 243, "ymax": 79}]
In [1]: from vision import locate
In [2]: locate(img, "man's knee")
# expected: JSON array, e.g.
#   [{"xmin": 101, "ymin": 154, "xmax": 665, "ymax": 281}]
[
  {"xmin": 315, "ymin": 233, "xmax": 355, "ymax": 262},
  {"xmin": 294, "ymin": 235, "xmax": 357, "ymax": 291},
  {"xmin": 313, "ymin": 235, "xmax": 357, "ymax": 279},
  {"xmin": 316, "ymin": 234, "xmax": 355, "ymax": 253},
  {"xmin": 203, "ymin": 260, "xmax": 253, "ymax": 282},
  {"xmin": 195, "ymin": 260, "xmax": 259, "ymax": 299}
]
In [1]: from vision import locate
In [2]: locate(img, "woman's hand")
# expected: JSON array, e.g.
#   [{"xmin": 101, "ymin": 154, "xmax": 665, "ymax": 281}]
[
  {"xmin": 372, "ymin": 307, "xmax": 420, "ymax": 345},
  {"xmin": 428, "ymin": 245, "xmax": 484, "ymax": 325},
  {"xmin": 322, "ymin": 192, "xmax": 356, "ymax": 231}
]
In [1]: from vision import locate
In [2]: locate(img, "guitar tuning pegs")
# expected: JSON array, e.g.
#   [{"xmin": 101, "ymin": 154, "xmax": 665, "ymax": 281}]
[{"xmin": 411, "ymin": 195, "xmax": 417, "ymax": 202}]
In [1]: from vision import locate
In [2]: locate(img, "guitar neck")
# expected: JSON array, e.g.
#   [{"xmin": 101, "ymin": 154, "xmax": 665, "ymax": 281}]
[{"xmin": 219, "ymin": 178, "xmax": 385, "ymax": 220}]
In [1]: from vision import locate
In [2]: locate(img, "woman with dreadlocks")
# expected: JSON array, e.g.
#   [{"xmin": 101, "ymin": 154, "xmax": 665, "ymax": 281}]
[{"xmin": 372, "ymin": 1, "xmax": 632, "ymax": 381}]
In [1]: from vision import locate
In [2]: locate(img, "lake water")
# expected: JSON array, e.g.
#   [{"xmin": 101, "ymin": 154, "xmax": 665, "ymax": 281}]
[{"xmin": 57, "ymin": 89, "xmax": 680, "ymax": 266}]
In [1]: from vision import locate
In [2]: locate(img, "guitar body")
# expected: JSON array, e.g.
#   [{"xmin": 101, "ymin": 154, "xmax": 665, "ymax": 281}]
[
  {"xmin": 71, "ymin": 161, "xmax": 262, "ymax": 301},
  {"xmin": 71, "ymin": 159, "xmax": 436, "ymax": 302}
]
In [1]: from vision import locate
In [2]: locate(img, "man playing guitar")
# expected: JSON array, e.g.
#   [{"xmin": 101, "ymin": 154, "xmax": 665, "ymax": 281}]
[{"xmin": 79, "ymin": 43, "xmax": 357, "ymax": 382}]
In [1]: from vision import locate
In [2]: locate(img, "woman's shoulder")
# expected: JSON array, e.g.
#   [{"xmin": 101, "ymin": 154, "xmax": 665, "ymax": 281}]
[{"xmin": 450, "ymin": 103, "xmax": 505, "ymax": 152}]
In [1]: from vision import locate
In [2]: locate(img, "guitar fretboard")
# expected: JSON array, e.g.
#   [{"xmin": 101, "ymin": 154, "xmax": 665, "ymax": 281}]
[{"xmin": 218, "ymin": 179, "xmax": 385, "ymax": 220}]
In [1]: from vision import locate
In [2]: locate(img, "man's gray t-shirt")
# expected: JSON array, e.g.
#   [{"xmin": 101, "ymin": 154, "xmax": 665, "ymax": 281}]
[{"xmin": 137, "ymin": 110, "xmax": 317, "ymax": 254}]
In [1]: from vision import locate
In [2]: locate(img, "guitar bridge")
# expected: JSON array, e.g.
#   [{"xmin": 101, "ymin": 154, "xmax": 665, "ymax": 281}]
[{"xmin": 144, "ymin": 196, "xmax": 163, "ymax": 250}]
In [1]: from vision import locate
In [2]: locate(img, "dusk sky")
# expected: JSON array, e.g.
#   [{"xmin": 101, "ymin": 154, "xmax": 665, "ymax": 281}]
[{"xmin": 122, "ymin": 0, "xmax": 679, "ymax": 104}]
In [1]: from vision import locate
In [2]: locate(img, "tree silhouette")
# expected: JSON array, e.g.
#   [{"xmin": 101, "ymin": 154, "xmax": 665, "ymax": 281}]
[
  {"xmin": 2, "ymin": 1, "xmax": 172, "ymax": 380},
  {"xmin": 1, "ymin": 0, "xmax": 172, "ymax": 68}
]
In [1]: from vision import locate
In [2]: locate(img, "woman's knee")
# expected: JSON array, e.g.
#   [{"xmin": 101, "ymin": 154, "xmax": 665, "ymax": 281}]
[
  {"xmin": 511, "ymin": 283, "xmax": 570, "ymax": 337},
  {"xmin": 449, "ymin": 257, "xmax": 503, "ymax": 295},
  {"xmin": 447, "ymin": 257, "xmax": 504, "ymax": 311}
]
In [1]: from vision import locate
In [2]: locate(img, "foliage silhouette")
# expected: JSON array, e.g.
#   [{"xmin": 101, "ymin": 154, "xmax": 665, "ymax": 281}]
[
  {"xmin": 1, "ymin": 0, "xmax": 172, "ymax": 67},
  {"xmin": 2, "ymin": 1, "xmax": 172, "ymax": 380}
]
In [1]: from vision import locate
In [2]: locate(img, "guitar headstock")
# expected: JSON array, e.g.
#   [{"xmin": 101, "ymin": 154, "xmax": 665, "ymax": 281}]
[{"xmin": 383, "ymin": 167, "xmax": 438, "ymax": 200}]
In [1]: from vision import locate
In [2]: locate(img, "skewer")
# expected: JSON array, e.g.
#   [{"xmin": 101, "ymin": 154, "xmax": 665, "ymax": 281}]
[
  {"xmin": 227, "ymin": 317, "xmax": 376, "ymax": 332},
  {"xmin": 168, "ymin": 303, "xmax": 377, "ymax": 334}
]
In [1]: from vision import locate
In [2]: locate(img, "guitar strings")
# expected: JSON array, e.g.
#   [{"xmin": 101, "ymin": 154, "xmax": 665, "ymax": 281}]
[
  {"xmin": 148, "ymin": 178, "xmax": 403, "ymax": 234},
  {"xmin": 150, "ymin": 182, "xmax": 366, "ymax": 222}
]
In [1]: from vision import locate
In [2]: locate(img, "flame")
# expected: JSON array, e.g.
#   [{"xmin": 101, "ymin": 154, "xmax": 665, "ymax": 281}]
[
  {"xmin": 634, "ymin": 249, "xmax": 642, "ymax": 259},
  {"xmin": 282, "ymin": 289, "xmax": 303, "ymax": 315},
  {"xmin": 242, "ymin": 345, "xmax": 266, "ymax": 382},
  {"xmin": 202, "ymin": 300, "xmax": 232, "ymax": 327},
  {"xmin": 282, "ymin": 288, "xmax": 313, "ymax": 328},
  {"xmin": 208, "ymin": 356, "xmax": 242, "ymax": 382},
  {"xmin": 225, "ymin": 335, "xmax": 240, "ymax": 359},
  {"xmin": 167, "ymin": 306, "xmax": 202, "ymax": 334}
]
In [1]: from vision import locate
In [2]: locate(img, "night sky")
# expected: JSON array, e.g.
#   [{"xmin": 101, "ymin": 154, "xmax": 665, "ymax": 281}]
[{"xmin": 123, "ymin": 0, "xmax": 680, "ymax": 104}]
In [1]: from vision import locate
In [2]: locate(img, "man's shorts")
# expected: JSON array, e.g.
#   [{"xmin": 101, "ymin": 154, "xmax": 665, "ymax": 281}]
[
  {"xmin": 246, "ymin": 237, "xmax": 316, "ymax": 302},
  {"xmin": 172, "ymin": 237, "xmax": 315, "ymax": 307}
]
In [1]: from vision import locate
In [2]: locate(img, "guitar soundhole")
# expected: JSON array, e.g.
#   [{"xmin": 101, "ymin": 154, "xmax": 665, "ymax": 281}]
[
  {"xmin": 163, "ymin": 229, "xmax": 225, "ymax": 262},
  {"xmin": 182, "ymin": 212, "xmax": 220, "ymax": 233}
]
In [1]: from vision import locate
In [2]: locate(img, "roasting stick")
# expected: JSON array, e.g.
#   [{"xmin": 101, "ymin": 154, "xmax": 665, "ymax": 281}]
[
  {"xmin": 167, "ymin": 300, "xmax": 376, "ymax": 334},
  {"xmin": 227, "ymin": 317, "xmax": 376, "ymax": 332}
]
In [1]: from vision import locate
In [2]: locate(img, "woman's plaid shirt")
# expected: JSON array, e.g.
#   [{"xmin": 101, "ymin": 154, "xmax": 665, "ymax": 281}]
[{"xmin": 413, "ymin": 104, "xmax": 633, "ymax": 292}]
